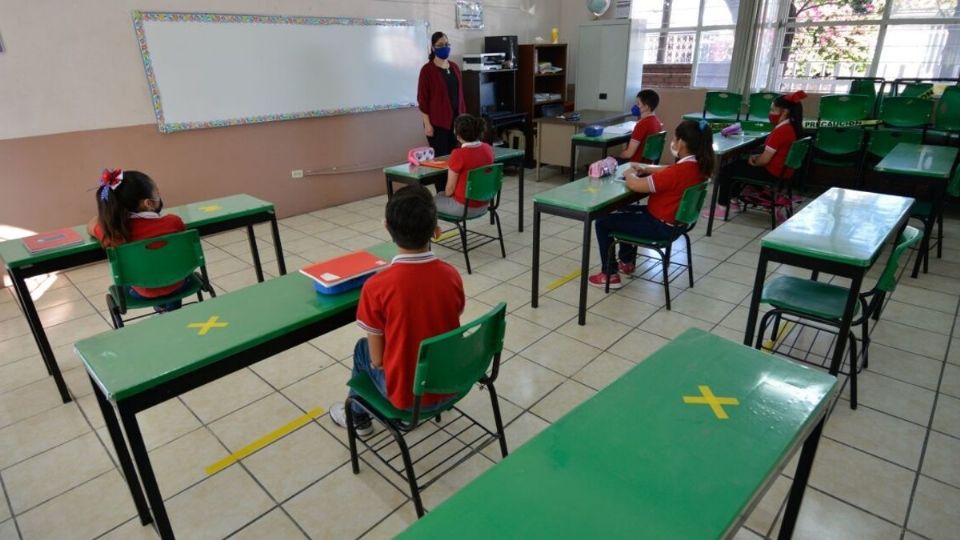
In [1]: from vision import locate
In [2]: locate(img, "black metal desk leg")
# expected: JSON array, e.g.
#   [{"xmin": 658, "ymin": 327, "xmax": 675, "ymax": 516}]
[
  {"xmin": 531, "ymin": 204, "xmax": 541, "ymax": 309},
  {"xmin": 119, "ymin": 405, "xmax": 175, "ymax": 540},
  {"xmin": 743, "ymin": 251, "xmax": 769, "ymax": 347},
  {"xmin": 577, "ymin": 217, "xmax": 592, "ymax": 326},
  {"xmin": 779, "ymin": 417, "xmax": 826, "ymax": 539},
  {"xmin": 91, "ymin": 378, "xmax": 152, "ymax": 525},
  {"xmin": 829, "ymin": 274, "xmax": 863, "ymax": 376},
  {"xmin": 518, "ymin": 159, "xmax": 525, "ymax": 233},
  {"xmin": 10, "ymin": 271, "xmax": 71, "ymax": 403},
  {"xmin": 706, "ymin": 177, "xmax": 721, "ymax": 236},
  {"xmin": 385, "ymin": 175, "xmax": 395, "ymax": 198},
  {"xmin": 570, "ymin": 143, "xmax": 577, "ymax": 182},
  {"xmin": 245, "ymin": 225, "xmax": 264, "ymax": 283},
  {"xmin": 269, "ymin": 215, "xmax": 287, "ymax": 276}
]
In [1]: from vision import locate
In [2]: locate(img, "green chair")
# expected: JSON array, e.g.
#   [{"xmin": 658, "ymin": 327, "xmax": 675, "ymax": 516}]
[
  {"xmin": 818, "ymin": 94, "xmax": 871, "ymax": 125},
  {"xmin": 730, "ymin": 137, "xmax": 811, "ymax": 230},
  {"xmin": 756, "ymin": 226, "xmax": 921, "ymax": 409},
  {"xmin": 345, "ymin": 302, "xmax": 509, "ymax": 518},
  {"xmin": 641, "ymin": 130, "xmax": 667, "ymax": 164},
  {"xmin": 702, "ymin": 91, "xmax": 743, "ymax": 121},
  {"xmin": 435, "ymin": 163, "xmax": 506, "ymax": 274},
  {"xmin": 604, "ymin": 182, "xmax": 708, "ymax": 310},
  {"xmin": 933, "ymin": 85, "xmax": 960, "ymax": 142},
  {"xmin": 104, "ymin": 230, "xmax": 215, "ymax": 329},
  {"xmin": 877, "ymin": 96, "xmax": 933, "ymax": 130},
  {"xmin": 899, "ymin": 82, "xmax": 934, "ymax": 98},
  {"xmin": 846, "ymin": 77, "xmax": 882, "ymax": 116},
  {"xmin": 747, "ymin": 92, "xmax": 781, "ymax": 122},
  {"xmin": 812, "ymin": 127, "xmax": 866, "ymax": 168}
]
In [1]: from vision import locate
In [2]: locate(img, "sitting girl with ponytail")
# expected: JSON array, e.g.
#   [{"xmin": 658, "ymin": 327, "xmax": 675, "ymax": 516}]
[
  {"xmin": 86, "ymin": 169, "xmax": 188, "ymax": 312},
  {"xmin": 590, "ymin": 120, "xmax": 716, "ymax": 290},
  {"xmin": 435, "ymin": 114, "xmax": 494, "ymax": 219}
]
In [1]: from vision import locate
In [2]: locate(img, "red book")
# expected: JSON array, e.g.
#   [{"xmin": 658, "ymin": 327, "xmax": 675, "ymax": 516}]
[
  {"xmin": 22, "ymin": 228, "xmax": 85, "ymax": 254},
  {"xmin": 419, "ymin": 159, "xmax": 450, "ymax": 169},
  {"xmin": 300, "ymin": 251, "xmax": 389, "ymax": 287}
]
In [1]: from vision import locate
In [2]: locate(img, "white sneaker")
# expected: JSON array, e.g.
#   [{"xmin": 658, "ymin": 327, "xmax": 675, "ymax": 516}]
[{"xmin": 329, "ymin": 402, "xmax": 374, "ymax": 437}]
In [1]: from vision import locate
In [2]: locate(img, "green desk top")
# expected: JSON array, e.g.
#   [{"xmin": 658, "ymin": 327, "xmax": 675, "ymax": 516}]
[
  {"xmin": 714, "ymin": 132, "xmax": 768, "ymax": 155},
  {"xmin": 762, "ymin": 187, "xmax": 914, "ymax": 267},
  {"xmin": 382, "ymin": 146, "xmax": 525, "ymax": 180},
  {"xmin": 682, "ymin": 111, "xmax": 739, "ymax": 122},
  {"xmin": 399, "ymin": 328, "xmax": 838, "ymax": 540},
  {"xmin": 874, "ymin": 143, "xmax": 958, "ymax": 179},
  {"xmin": 77, "ymin": 243, "xmax": 397, "ymax": 401},
  {"xmin": 533, "ymin": 164, "xmax": 636, "ymax": 212},
  {"xmin": 571, "ymin": 122, "xmax": 636, "ymax": 143},
  {"xmin": 0, "ymin": 194, "xmax": 274, "ymax": 270}
]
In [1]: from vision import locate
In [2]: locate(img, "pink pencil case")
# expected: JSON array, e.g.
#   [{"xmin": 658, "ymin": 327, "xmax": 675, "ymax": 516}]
[
  {"xmin": 407, "ymin": 146, "xmax": 435, "ymax": 166},
  {"xmin": 588, "ymin": 157, "xmax": 618, "ymax": 178}
]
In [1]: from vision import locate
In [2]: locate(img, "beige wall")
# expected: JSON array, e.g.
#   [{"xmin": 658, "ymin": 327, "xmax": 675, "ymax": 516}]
[{"xmin": 0, "ymin": 0, "xmax": 560, "ymax": 232}]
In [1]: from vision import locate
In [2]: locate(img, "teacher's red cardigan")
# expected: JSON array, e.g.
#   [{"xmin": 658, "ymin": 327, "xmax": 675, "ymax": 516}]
[{"xmin": 417, "ymin": 61, "xmax": 467, "ymax": 131}]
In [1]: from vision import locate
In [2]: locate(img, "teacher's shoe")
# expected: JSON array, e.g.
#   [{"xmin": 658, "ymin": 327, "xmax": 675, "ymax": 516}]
[{"xmin": 330, "ymin": 402, "xmax": 374, "ymax": 437}]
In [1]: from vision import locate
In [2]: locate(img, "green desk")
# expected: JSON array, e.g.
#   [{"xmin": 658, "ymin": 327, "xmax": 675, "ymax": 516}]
[
  {"xmin": 874, "ymin": 143, "xmax": 958, "ymax": 277},
  {"xmin": 682, "ymin": 111, "xmax": 741, "ymax": 124},
  {"xmin": 705, "ymin": 131, "xmax": 771, "ymax": 236},
  {"xmin": 383, "ymin": 146, "xmax": 527, "ymax": 231},
  {"xmin": 0, "ymin": 194, "xmax": 286, "ymax": 403},
  {"xmin": 743, "ymin": 188, "xmax": 914, "ymax": 377},
  {"xmin": 75, "ymin": 242, "xmax": 396, "ymax": 540},
  {"xmin": 399, "ymin": 329, "xmax": 839, "ymax": 540},
  {"xmin": 569, "ymin": 121, "xmax": 636, "ymax": 182},
  {"xmin": 531, "ymin": 164, "xmax": 643, "ymax": 325}
]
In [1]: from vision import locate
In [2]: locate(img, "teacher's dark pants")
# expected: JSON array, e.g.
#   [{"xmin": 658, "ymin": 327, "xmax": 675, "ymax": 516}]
[{"xmin": 428, "ymin": 126, "xmax": 458, "ymax": 192}]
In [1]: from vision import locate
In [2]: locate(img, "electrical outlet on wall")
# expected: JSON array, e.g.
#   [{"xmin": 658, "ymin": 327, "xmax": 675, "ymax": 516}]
[{"xmin": 291, "ymin": 169, "xmax": 304, "ymax": 179}]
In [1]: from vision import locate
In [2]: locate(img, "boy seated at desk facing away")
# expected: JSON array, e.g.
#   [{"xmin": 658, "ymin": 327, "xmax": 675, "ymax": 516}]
[
  {"xmin": 330, "ymin": 184, "xmax": 464, "ymax": 436},
  {"xmin": 618, "ymin": 89, "xmax": 663, "ymax": 164}
]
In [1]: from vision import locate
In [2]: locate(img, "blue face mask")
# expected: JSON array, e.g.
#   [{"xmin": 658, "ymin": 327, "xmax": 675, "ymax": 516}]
[
  {"xmin": 631, "ymin": 104, "xmax": 642, "ymax": 116},
  {"xmin": 434, "ymin": 46, "xmax": 451, "ymax": 60}
]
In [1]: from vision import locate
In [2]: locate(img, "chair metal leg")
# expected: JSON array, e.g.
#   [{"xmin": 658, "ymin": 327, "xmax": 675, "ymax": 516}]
[
  {"xmin": 458, "ymin": 223, "xmax": 472, "ymax": 275},
  {"xmin": 756, "ymin": 310, "xmax": 777, "ymax": 350},
  {"xmin": 200, "ymin": 266, "xmax": 216, "ymax": 298},
  {"xmin": 494, "ymin": 211, "xmax": 506, "ymax": 259},
  {"xmin": 684, "ymin": 234, "xmax": 694, "ymax": 288},
  {"xmin": 486, "ymin": 382, "xmax": 509, "ymax": 458},
  {"xmin": 344, "ymin": 398, "xmax": 361, "ymax": 474},
  {"xmin": 388, "ymin": 423, "xmax": 425, "ymax": 517},
  {"xmin": 106, "ymin": 294, "xmax": 124, "ymax": 330},
  {"xmin": 937, "ymin": 211, "xmax": 943, "ymax": 259},
  {"xmin": 661, "ymin": 246, "xmax": 672, "ymax": 310},
  {"xmin": 770, "ymin": 313, "xmax": 782, "ymax": 343},
  {"xmin": 847, "ymin": 333, "xmax": 859, "ymax": 410},
  {"xmin": 861, "ymin": 315, "xmax": 870, "ymax": 370}
]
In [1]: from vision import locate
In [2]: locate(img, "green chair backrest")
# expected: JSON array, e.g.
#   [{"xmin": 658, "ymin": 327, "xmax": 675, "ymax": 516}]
[
  {"xmin": 935, "ymin": 86, "xmax": 960, "ymax": 131},
  {"xmin": 674, "ymin": 182, "xmax": 709, "ymax": 228},
  {"xmin": 747, "ymin": 92, "xmax": 781, "ymax": 121},
  {"xmin": 704, "ymin": 91, "xmax": 742, "ymax": 119},
  {"xmin": 900, "ymin": 83, "xmax": 934, "ymax": 98},
  {"xmin": 814, "ymin": 127, "xmax": 866, "ymax": 155},
  {"xmin": 865, "ymin": 129, "xmax": 923, "ymax": 159},
  {"xmin": 464, "ymin": 163, "xmax": 504, "ymax": 203},
  {"xmin": 107, "ymin": 230, "xmax": 205, "ymax": 289},
  {"xmin": 412, "ymin": 302, "xmax": 507, "ymax": 397},
  {"xmin": 876, "ymin": 226, "xmax": 922, "ymax": 293},
  {"xmin": 819, "ymin": 94, "xmax": 871, "ymax": 123},
  {"xmin": 878, "ymin": 97, "xmax": 933, "ymax": 128},
  {"xmin": 784, "ymin": 136, "xmax": 812, "ymax": 172},
  {"xmin": 641, "ymin": 131, "xmax": 667, "ymax": 163},
  {"xmin": 848, "ymin": 78, "xmax": 878, "ymax": 100}
]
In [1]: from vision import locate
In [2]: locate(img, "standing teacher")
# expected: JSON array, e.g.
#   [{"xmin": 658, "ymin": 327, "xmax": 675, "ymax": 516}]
[{"xmin": 418, "ymin": 31, "xmax": 466, "ymax": 191}]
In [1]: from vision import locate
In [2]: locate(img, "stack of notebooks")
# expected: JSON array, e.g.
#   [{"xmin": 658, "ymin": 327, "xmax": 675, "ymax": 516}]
[
  {"xmin": 21, "ymin": 228, "xmax": 84, "ymax": 254},
  {"xmin": 300, "ymin": 250, "xmax": 389, "ymax": 295}
]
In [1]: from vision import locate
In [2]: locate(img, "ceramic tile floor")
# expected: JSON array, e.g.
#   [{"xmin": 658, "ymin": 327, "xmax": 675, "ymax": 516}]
[{"xmin": 1, "ymin": 168, "xmax": 960, "ymax": 539}]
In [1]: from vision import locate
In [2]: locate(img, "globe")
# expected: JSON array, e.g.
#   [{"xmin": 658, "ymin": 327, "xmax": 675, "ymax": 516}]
[{"xmin": 587, "ymin": 0, "xmax": 611, "ymax": 16}]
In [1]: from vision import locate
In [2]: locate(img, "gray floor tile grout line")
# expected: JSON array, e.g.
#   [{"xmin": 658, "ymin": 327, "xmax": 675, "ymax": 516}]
[{"xmin": 0, "ymin": 473, "xmax": 23, "ymax": 539}]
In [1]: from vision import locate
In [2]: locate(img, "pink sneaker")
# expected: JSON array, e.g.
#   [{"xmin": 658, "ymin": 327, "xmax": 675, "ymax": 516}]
[
  {"xmin": 775, "ymin": 207, "xmax": 789, "ymax": 225},
  {"xmin": 588, "ymin": 271, "xmax": 623, "ymax": 290},
  {"xmin": 618, "ymin": 261, "xmax": 636, "ymax": 276},
  {"xmin": 702, "ymin": 204, "xmax": 733, "ymax": 220}
]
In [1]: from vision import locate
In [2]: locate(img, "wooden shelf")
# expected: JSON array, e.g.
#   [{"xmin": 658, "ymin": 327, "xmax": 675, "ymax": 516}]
[
  {"xmin": 533, "ymin": 99, "xmax": 563, "ymax": 105},
  {"xmin": 535, "ymin": 72, "xmax": 565, "ymax": 77}
]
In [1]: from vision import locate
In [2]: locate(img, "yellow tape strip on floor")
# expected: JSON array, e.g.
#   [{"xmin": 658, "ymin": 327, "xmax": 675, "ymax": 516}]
[
  {"xmin": 546, "ymin": 269, "xmax": 581, "ymax": 291},
  {"xmin": 761, "ymin": 321, "xmax": 795, "ymax": 353},
  {"xmin": 435, "ymin": 229, "xmax": 459, "ymax": 242},
  {"xmin": 205, "ymin": 407, "xmax": 325, "ymax": 475}
]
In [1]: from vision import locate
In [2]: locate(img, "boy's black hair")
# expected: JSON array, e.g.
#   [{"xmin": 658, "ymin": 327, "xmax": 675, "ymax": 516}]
[
  {"xmin": 773, "ymin": 95, "xmax": 804, "ymax": 138},
  {"xmin": 637, "ymin": 89, "xmax": 660, "ymax": 111},
  {"xmin": 454, "ymin": 114, "xmax": 486, "ymax": 142},
  {"xmin": 95, "ymin": 170, "xmax": 157, "ymax": 247},
  {"xmin": 385, "ymin": 184, "xmax": 437, "ymax": 250},
  {"xmin": 674, "ymin": 120, "xmax": 716, "ymax": 177}
]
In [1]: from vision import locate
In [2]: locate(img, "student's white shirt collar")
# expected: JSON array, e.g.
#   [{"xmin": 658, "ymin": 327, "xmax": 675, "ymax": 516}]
[
  {"xmin": 128, "ymin": 211, "xmax": 162, "ymax": 219},
  {"xmin": 776, "ymin": 119, "xmax": 791, "ymax": 128},
  {"xmin": 676, "ymin": 155, "xmax": 697, "ymax": 163},
  {"xmin": 392, "ymin": 251, "xmax": 437, "ymax": 264},
  {"xmin": 460, "ymin": 141, "xmax": 483, "ymax": 148}
]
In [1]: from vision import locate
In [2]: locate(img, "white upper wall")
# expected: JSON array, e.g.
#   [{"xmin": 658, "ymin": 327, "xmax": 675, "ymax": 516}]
[
  {"xmin": 560, "ymin": 0, "xmax": 620, "ymax": 82},
  {"xmin": 0, "ymin": 0, "xmax": 559, "ymax": 140}
]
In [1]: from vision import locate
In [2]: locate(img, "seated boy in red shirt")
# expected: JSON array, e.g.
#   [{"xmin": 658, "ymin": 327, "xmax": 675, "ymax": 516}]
[
  {"xmin": 618, "ymin": 89, "xmax": 663, "ymax": 164},
  {"xmin": 330, "ymin": 184, "xmax": 465, "ymax": 436}
]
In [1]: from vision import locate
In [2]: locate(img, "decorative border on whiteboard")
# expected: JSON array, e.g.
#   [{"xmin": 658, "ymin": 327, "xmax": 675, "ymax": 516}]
[{"xmin": 131, "ymin": 11, "xmax": 424, "ymax": 133}]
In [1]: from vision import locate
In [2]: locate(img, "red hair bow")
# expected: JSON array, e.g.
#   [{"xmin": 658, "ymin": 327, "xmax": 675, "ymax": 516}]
[
  {"xmin": 98, "ymin": 168, "xmax": 123, "ymax": 201},
  {"xmin": 785, "ymin": 91, "xmax": 807, "ymax": 103}
]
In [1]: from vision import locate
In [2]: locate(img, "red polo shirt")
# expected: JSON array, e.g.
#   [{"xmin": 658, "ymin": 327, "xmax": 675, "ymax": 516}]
[
  {"xmin": 417, "ymin": 61, "xmax": 467, "ymax": 130},
  {"xmin": 628, "ymin": 114, "xmax": 664, "ymax": 162},
  {"xmin": 647, "ymin": 156, "xmax": 707, "ymax": 223},
  {"xmin": 449, "ymin": 142, "xmax": 495, "ymax": 208},
  {"xmin": 764, "ymin": 121, "xmax": 798, "ymax": 178},
  {"xmin": 93, "ymin": 213, "xmax": 186, "ymax": 298},
  {"xmin": 356, "ymin": 252, "xmax": 465, "ymax": 410}
]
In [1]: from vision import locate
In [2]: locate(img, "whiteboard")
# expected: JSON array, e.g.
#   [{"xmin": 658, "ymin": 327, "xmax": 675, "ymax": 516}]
[{"xmin": 133, "ymin": 12, "xmax": 430, "ymax": 133}]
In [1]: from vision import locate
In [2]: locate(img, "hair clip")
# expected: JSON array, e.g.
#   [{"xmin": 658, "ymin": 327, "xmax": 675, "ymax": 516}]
[
  {"xmin": 698, "ymin": 119, "xmax": 708, "ymax": 132},
  {"xmin": 99, "ymin": 168, "xmax": 123, "ymax": 201},
  {"xmin": 786, "ymin": 90, "xmax": 808, "ymax": 103}
]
